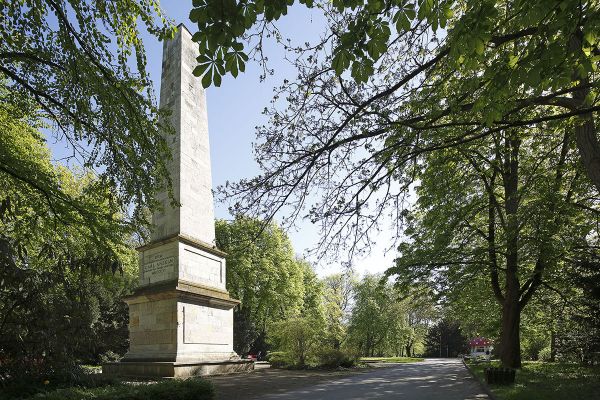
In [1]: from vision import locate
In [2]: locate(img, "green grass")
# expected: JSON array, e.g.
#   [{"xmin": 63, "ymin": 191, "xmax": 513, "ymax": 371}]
[
  {"xmin": 5, "ymin": 378, "xmax": 214, "ymax": 400},
  {"xmin": 467, "ymin": 361, "xmax": 600, "ymax": 400},
  {"xmin": 360, "ymin": 356, "xmax": 424, "ymax": 363}
]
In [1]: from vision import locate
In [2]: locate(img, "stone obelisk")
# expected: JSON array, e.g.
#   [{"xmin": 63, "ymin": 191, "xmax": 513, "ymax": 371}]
[{"xmin": 103, "ymin": 24, "xmax": 252, "ymax": 378}]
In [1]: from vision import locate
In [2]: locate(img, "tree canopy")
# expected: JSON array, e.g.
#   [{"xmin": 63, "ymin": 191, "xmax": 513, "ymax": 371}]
[
  {"xmin": 0, "ymin": 110, "xmax": 138, "ymax": 382},
  {"xmin": 215, "ymin": 216, "xmax": 322, "ymax": 355},
  {"xmin": 189, "ymin": 0, "xmax": 600, "ymax": 254},
  {"xmin": 1, "ymin": 0, "xmax": 176, "ymax": 240}
]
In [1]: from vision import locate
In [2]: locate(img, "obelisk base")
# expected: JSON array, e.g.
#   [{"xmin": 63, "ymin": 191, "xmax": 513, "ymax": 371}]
[
  {"xmin": 103, "ymin": 359, "xmax": 254, "ymax": 378},
  {"xmin": 101, "ymin": 246, "xmax": 253, "ymax": 378}
]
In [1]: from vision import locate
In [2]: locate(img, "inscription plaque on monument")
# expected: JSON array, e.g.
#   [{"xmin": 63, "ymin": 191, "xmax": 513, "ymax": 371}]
[{"xmin": 143, "ymin": 256, "xmax": 176, "ymax": 277}]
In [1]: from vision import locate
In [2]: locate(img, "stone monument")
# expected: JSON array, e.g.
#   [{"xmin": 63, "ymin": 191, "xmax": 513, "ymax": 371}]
[{"xmin": 103, "ymin": 24, "xmax": 253, "ymax": 378}]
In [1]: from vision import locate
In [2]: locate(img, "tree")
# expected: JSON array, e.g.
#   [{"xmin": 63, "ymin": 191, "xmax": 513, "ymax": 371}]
[
  {"xmin": 321, "ymin": 271, "xmax": 356, "ymax": 349},
  {"xmin": 191, "ymin": 0, "xmax": 600, "ymax": 194},
  {"xmin": 1, "ymin": 0, "xmax": 176, "ymax": 243},
  {"xmin": 388, "ymin": 125, "xmax": 596, "ymax": 367},
  {"xmin": 189, "ymin": 0, "xmax": 600, "ymax": 276},
  {"xmin": 215, "ymin": 216, "xmax": 318, "ymax": 355},
  {"xmin": 424, "ymin": 319, "xmax": 468, "ymax": 358},
  {"xmin": 0, "ymin": 113, "xmax": 138, "ymax": 383},
  {"xmin": 347, "ymin": 274, "xmax": 434, "ymax": 357},
  {"xmin": 267, "ymin": 316, "xmax": 325, "ymax": 367}
]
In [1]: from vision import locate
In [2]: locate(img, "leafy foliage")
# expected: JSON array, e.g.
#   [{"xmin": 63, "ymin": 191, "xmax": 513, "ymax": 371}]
[
  {"xmin": 216, "ymin": 216, "xmax": 323, "ymax": 355},
  {"xmin": 388, "ymin": 126, "xmax": 596, "ymax": 366},
  {"xmin": 0, "ymin": 0, "xmax": 176, "ymax": 237},
  {"xmin": 346, "ymin": 275, "xmax": 435, "ymax": 357},
  {"xmin": 0, "ymin": 105, "xmax": 138, "ymax": 387},
  {"xmin": 423, "ymin": 319, "xmax": 468, "ymax": 358},
  {"xmin": 267, "ymin": 316, "xmax": 325, "ymax": 367},
  {"xmin": 15, "ymin": 378, "xmax": 215, "ymax": 400}
]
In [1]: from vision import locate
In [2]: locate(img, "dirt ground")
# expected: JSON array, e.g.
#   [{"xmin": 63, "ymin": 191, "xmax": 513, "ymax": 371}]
[{"xmin": 206, "ymin": 363, "xmax": 392, "ymax": 400}]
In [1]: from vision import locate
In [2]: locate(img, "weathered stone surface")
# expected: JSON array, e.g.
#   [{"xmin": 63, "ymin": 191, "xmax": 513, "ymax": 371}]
[
  {"xmin": 151, "ymin": 23, "xmax": 215, "ymax": 246},
  {"xmin": 137, "ymin": 234, "xmax": 226, "ymax": 291}
]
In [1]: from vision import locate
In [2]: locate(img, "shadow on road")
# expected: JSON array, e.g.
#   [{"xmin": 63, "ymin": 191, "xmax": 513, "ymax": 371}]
[{"xmin": 208, "ymin": 359, "xmax": 489, "ymax": 400}]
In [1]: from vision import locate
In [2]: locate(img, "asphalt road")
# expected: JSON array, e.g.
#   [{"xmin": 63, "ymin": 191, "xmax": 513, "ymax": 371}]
[{"xmin": 261, "ymin": 359, "xmax": 489, "ymax": 400}]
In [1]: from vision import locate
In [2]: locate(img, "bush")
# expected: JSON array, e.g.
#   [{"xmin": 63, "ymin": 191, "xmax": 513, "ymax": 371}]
[
  {"xmin": 538, "ymin": 347, "xmax": 552, "ymax": 362},
  {"xmin": 266, "ymin": 351, "xmax": 290, "ymax": 368},
  {"xmin": 317, "ymin": 349, "xmax": 356, "ymax": 369},
  {"xmin": 1, "ymin": 368, "xmax": 121, "ymax": 400},
  {"xmin": 20, "ymin": 379, "xmax": 214, "ymax": 400},
  {"xmin": 99, "ymin": 350, "xmax": 123, "ymax": 364},
  {"xmin": 267, "ymin": 317, "xmax": 323, "ymax": 367}
]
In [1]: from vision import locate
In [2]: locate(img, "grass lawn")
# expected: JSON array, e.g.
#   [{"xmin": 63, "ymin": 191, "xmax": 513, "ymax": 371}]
[
  {"xmin": 467, "ymin": 360, "xmax": 600, "ymax": 400},
  {"xmin": 360, "ymin": 356, "xmax": 424, "ymax": 363},
  {"xmin": 4, "ymin": 377, "xmax": 214, "ymax": 400}
]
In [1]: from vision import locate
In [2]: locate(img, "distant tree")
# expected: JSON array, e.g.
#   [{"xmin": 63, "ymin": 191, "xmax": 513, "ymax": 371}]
[
  {"xmin": 267, "ymin": 316, "xmax": 325, "ymax": 367},
  {"xmin": 424, "ymin": 319, "xmax": 468, "ymax": 358},
  {"xmin": 321, "ymin": 271, "xmax": 357, "ymax": 349},
  {"xmin": 347, "ymin": 275, "xmax": 434, "ymax": 357},
  {"xmin": 215, "ymin": 217, "xmax": 319, "ymax": 355}
]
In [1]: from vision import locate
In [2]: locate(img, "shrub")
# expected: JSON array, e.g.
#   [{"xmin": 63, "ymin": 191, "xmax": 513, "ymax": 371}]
[
  {"xmin": 267, "ymin": 317, "xmax": 323, "ymax": 367},
  {"xmin": 1, "ymin": 368, "xmax": 121, "ymax": 400},
  {"xmin": 317, "ymin": 349, "xmax": 356, "ymax": 369},
  {"xmin": 538, "ymin": 347, "xmax": 552, "ymax": 362},
  {"xmin": 21, "ymin": 379, "xmax": 214, "ymax": 400},
  {"xmin": 99, "ymin": 350, "xmax": 123, "ymax": 364},
  {"xmin": 266, "ymin": 351, "xmax": 290, "ymax": 368}
]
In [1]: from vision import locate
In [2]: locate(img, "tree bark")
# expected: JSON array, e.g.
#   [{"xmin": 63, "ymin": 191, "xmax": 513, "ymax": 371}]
[
  {"xmin": 500, "ymin": 135, "xmax": 522, "ymax": 368},
  {"xmin": 500, "ymin": 284, "xmax": 522, "ymax": 367},
  {"xmin": 569, "ymin": 33, "xmax": 600, "ymax": 192},
  {"xmin": 573, "ymin": 97, "xmax": 600, "ymax": 190}
]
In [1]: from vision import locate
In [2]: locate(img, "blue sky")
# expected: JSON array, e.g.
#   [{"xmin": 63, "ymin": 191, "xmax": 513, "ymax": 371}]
[{"xmin": 50, "ymin": 1, "xmax": 397, "ymax": 277}]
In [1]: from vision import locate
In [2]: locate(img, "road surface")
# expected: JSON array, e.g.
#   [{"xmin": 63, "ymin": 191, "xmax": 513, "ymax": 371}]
[{"xmin": 210, "ymin": 358, "xmax": 489, "ymax": 400}]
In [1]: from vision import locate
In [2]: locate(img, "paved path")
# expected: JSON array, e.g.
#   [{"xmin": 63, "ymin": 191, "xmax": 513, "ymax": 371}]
[{"xmin": 210, "ymin": 359, "xmax": 489, "ymax": 400}]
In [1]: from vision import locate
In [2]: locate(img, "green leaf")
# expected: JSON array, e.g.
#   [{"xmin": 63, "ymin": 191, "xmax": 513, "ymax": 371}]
[
  {"xmin": 443, "ymin": 6, "xmax": 454, "ymax": 19},
  {"xmin": 475, "ymin": 39, "xmax": 485, "ymax": 55},
  {"xmin": 213, "ymin": 71, "xmax": 222, "ymax": 87},
  {"xmin": 332, "ymin": 50, "xmax": 351, "ymax": 75},
  {"xmin": 201, "ymin": 70, "xmax": 212, "ymax": 88},
  {"xmin": 584, "ymin": 31, "xmax": 596, "ymax": 46},
  {"xmin": 394, "ymin": 11, "xmax": 411, "ymax": 32},
  {"xmin": 584, "ymin": 91, "xmax": 595, "ymax": 106},
  {"xmin": 193, "ymin": 64, "xmax": 209, "ymax": 77}
]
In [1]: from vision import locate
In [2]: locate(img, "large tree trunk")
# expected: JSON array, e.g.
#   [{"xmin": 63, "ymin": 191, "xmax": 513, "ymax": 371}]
[
  {"xmin": 570, "ymin": 33, "xmax": 600, "ymax": 192},
  {"xmin": 500, "ymin": 135, "xmax": 523, "ymax": 368},
  {"xmin": 574, "ymin": 99, "xmax": 600, "ymax": 190},
  {"xmin": 500, "ymin": 285, "xmax": 522, "ymax": 368}
]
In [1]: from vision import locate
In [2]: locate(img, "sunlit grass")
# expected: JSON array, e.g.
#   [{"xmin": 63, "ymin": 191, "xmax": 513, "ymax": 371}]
[{"xmin": 467, "ymin": 360, "xmax": 600, "ymax": 400}]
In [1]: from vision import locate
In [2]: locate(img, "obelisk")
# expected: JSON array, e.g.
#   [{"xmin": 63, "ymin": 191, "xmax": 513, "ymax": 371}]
[{"xmin": 103, "ymin": 24, "xmax": 252, "ymax": 378}]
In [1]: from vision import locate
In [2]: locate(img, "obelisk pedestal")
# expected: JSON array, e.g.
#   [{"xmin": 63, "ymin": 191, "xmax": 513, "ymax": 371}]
[{"xmin": 102, "ymin": 24, "xmax": 252, "ymax": 378}]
